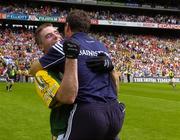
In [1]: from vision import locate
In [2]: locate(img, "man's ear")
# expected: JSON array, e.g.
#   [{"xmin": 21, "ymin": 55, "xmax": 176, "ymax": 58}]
[{"xmin": 66, "ymin": 23, "xmax": 73, "ymax": 38}]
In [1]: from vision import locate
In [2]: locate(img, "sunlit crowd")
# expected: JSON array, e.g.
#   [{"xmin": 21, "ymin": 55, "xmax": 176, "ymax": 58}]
[{"xmin": 0, "ymin": 27, "xmax": 179, "ymax": 83}]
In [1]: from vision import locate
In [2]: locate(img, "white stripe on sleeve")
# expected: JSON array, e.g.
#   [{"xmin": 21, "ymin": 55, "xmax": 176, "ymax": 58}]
[{"xmin": 52, "ymin": 43, "xmax": 64, "ymax": 55}]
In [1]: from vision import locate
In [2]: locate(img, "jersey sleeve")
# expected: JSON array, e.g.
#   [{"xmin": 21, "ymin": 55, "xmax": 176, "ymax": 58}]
[{"xmin": 39, "ymin": 41, "xmax": 65, "ymax": 69}]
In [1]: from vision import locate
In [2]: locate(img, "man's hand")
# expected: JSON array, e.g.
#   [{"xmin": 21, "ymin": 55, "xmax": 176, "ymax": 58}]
[
  {"xmin": 63, "ymin": 39, "xmax": 80, "ymax": 59},
  {"xmin": 86, "ymin": 53, "xmax": 114, "ymax": 73}
]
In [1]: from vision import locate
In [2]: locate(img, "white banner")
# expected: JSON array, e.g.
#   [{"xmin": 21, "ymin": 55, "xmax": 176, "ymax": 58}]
[
  {"xmin": 98, "ymin": 20, "xmax": 144, "ymax": 27},
  {"xmin": 97, "ymin": 20, "xmax": 180, "ymax": 30},
  {"xmin": 158, "ymin": 24, "xmax": 180, "ymax": 29},
  {"xmin": 133, "ymin": 77, "xmax": 180, "ymax": 83}
]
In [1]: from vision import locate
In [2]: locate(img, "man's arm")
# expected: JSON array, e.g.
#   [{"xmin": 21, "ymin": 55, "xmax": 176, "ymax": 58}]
[
  {"xmin": 55, "ymin": 59, "xmax": 78, "ymax": 104},
  {"xmin": 55, "ymin": 39, "xmax": 80, "ymax": 104},
  {"xmin": 30, "ymin": 41, "xmax": 65, "ymax": 76},
  {"xmin": 111, "ymin": 70, "xmax": 120, "ymax": 95},
  {"xmin": 86, "ymin": 53, "xmax": 114, "ymax": 73}
]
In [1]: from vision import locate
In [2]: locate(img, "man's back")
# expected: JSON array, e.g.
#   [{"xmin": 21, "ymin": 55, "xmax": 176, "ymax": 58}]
[{"xmin": 71, "ymin": 32, "xmax": 117, "ymax": 103}]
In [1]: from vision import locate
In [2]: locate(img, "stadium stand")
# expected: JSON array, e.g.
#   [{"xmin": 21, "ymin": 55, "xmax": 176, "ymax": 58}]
[{"xmin": 0, "ymin": 3, "xmax": 179, "ymax": 24}]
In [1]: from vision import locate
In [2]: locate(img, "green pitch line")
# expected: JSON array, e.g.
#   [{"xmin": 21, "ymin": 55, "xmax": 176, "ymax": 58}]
[{"xmin": 0, "ymin": 83, "xmax": 179, "ymax": 140}]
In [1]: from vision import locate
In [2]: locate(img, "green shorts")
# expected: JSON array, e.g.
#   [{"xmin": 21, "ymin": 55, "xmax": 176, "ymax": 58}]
[{"xmin": 50, "ymin": 104, "xmax": 73, "ymax": 137}]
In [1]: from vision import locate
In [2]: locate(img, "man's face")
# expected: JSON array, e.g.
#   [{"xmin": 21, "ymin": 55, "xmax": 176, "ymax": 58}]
[{"xmin": 39, "ymin": 26, "xmax": 62, "ymax": 54}]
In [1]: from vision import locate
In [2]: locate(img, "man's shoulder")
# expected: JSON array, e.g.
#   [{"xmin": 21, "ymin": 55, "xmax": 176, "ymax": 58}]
[
  {"xmin": 39, "ymin": 41, "xmax": 65, "ymax": 69},
  {"xmin": 51, "ymin": 41, "xmax": 64, "ymax": 54}
]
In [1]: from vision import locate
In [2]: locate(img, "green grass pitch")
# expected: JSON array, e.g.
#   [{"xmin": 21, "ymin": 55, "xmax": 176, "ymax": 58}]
[{"xmin": 0, "ymin": 82, "xmax": 180, "ymax": 140}]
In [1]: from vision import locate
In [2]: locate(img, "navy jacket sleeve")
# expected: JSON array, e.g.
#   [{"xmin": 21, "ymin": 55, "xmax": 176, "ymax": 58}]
[{"xmin": 39, "ymin": 41, "xmax": 65, "ymax": 69}]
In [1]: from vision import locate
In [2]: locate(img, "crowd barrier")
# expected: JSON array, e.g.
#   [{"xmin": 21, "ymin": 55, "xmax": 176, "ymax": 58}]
[
  {"xmin": 0, "ymin": 13, "xmax": 179, "ymax": 30},
  {"xmin": 1, "ymin": 76, "xmax": 180, "ymax": 83},
  {"xmin": 0, "ymin": 76, "xmax": 34, "ymax": 83}
]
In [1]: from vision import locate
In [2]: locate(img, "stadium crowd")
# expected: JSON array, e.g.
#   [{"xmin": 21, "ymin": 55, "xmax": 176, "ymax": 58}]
[
  {"xmin": 0, "ymin": 3, "xmax": 179, "ymax": 25},
  {"xmin": 0, "ymin": 27, "xmax": 42, "ymax": 82},
  {"xmin": 0, "ymin": 26, "xmax": 179, "ymax": 82},
  {"xmin": 93, "ymin": 33, "xmax": 179, "ymax": 78}
]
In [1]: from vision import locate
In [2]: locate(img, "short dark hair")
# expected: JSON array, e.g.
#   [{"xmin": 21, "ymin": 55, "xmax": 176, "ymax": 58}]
[
  {"xmin": 35, "ymin": 23, "xmax": 53, "ymax": 45},
  {"xmin": 66, "ymin": 10, "xmax": 91, "ymax": 33}
]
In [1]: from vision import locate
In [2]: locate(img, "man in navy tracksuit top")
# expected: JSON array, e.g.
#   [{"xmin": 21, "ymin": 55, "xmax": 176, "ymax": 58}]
[{"xmin": 35, "ymin": 10, "xmax": 125, "ymax": 140}]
